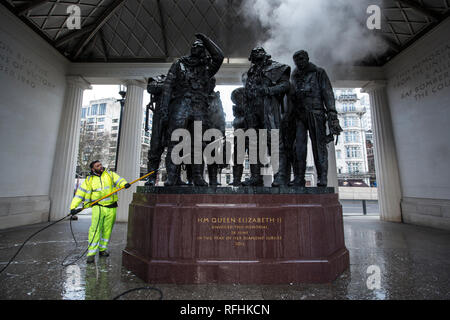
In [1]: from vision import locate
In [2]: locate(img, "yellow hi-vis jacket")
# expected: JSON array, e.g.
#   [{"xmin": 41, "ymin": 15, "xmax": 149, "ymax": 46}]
[{"xmin": 70, "ymin": 169, "xmax": 128, "ymax": 210}]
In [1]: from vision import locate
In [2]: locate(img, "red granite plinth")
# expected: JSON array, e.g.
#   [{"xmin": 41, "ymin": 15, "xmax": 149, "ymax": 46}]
[{"xmin": 122, "ymin": 191, "xmax": 349, "ymax": 284}]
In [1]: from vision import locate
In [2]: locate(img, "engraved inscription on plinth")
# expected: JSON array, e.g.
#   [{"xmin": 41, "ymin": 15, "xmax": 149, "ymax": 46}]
[{"xmin": 196, "ymin": 216, "xmax": 282, "ymax": 248}]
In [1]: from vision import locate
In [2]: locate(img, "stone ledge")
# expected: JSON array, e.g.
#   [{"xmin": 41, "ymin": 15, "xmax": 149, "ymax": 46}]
[
  {"xmin": 403, "ymin": 212, "xmax": 450, "ymax": 231},
  {"xmin": 138, "ymin": 186, "xmax": 336, "ymax": 195},
  {"xmin": 402, "ymin": 197, "xmax": 450, "ymax": 231},
  {"xmin": 0, "ymin": 196, "xmax": 50, "ymax": 230}
]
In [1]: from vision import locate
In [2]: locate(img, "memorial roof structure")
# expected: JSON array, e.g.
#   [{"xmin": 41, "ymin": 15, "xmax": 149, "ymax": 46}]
[{"xmin": 2, "ymin": 0, "xmax": 449, "ymax": 66}]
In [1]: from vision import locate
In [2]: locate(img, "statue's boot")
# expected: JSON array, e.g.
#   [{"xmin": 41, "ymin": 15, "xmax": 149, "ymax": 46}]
[
  {"xmin": 272, "ymin": 151, "xmax": 288, "ymax": 187},
  {"xmin": 145, "ymin": 174, "xmax": 157, "ymax": 186},
  {"xmin": 193, "ymin": 164, "xmax": 208, "ymax": 186},
  {"xmin": 185, "ymin": 165, "xmax": 194, "ymax": 186},
  {"xmin": 175, "ymin": 167, "xmax": 189, "ymax": 186},
  {"xmin": 288, "ymin": 176, "xmax": 306, "ymax": 187},
  {"xmin": 242, "ymin": 164, "xmax": 263, "ymax": 187},
  {"xmin": 164, "ymin": 160, "xmax": 178, "ymax": 187},
  {"xmin": 317, "ymin": 173, "xmax": 328, "ymax": 187},
  {"xmin": 272, "ymin": 172, "xmax": 287, "ymax": 187},
  {"xmin": 230, "ymin": 165, "xmax": 243, "ymax": 186},
  {"xmin": 145, "ymin": 170, "xmax": 159, "ymax": 186},
  {"xmin": 208, "ymin": 165, "xmax": 219, "ymax": 186},
  {"xmin": 289, "ymin": 163, "xmax": 306, "ymax": 187},
  {"xmin": 145, "ymin": 160, "xmax": 160, "ymax": 186}
]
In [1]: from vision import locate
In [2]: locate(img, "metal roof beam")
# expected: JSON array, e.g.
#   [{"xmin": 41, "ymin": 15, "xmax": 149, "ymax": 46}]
[
  {"xmin": 54, "ymin": 24, "xmax": 95, "ymax": 47},
  {"xmin": 15, "ymin": 0, "xmax": 50, "ymax": 16},
  {"xmin": 156, "ymin": 0, "xmax": 168, "ymax": 57},
  {"xmin": 396, "ymin": 0, "xmax": 443, "ymax": 21},
  {"xmin": 72, "ymin": 0, "xmax": 126, "ymax": 59}
]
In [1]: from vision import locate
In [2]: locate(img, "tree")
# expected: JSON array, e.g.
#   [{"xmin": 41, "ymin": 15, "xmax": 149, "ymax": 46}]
[{"xmin": 77, "ymin": 122, "xmax": 113, "ymax": 177}]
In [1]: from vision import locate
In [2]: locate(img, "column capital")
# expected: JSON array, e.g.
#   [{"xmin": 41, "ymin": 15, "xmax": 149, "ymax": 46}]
[
  {"xmin": 361, "ymin": 80, "xmax": 387, "ymax": 93},
  {"xmin": 66, "ymin": 75, "xmax": 92, "ymax": 90},
  {"xmin": 123, "ymin": 79, "xmax": 146, "ymax": 89}
]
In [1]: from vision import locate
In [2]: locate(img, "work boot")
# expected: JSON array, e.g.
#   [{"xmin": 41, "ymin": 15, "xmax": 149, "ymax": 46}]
[
  {"xmin": 242, "ymin": 164, "xmax": 263, "ymax": 187},
  {"xmin": 193, "ymin": 165, "xmax": 208, "ymax": 186},
  {"xmin": 87, "ymin": 255, "xmax": 95, "ymax": 264},
  {"xmin": 208, "ymin": 165, "xmax": 219, "ymax": 186},
  {"xmin": 99, "ymin": 250, "xmax": 110, "ymax": 257}
]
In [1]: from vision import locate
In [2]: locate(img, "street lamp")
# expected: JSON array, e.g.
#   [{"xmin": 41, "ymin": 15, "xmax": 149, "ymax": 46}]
[{"xmin": 114, "ymin": 84, "xmax": 126, "ymax": 171}]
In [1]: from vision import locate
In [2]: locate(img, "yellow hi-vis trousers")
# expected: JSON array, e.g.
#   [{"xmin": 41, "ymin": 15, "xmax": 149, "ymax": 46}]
[{"xmin": 88, "ymin": 205, "xmax": 116, "ymax": 257}]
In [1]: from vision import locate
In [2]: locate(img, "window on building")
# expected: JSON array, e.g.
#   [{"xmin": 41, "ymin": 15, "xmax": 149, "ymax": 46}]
[
  {"xmin": 336, "ymin": 150, "xmax": 342, "ymax": 159},
  {"xmin": 87, "ymin": 125, "xmax": 94, "ymax": 131},
  {"xmin": 90, "ymin": 104, "xmax": 98, "ymax": 116},
  {"xmin": 347, "ymin": 162, "xmax": 361, "ymax": 173},
  {"xmin": 97, "ymin": 125, "xmax": 104, "ymax": 129},
  {"xmin": 88, "ymin": 118, "xmax": 95, "ymax": 123},
  {"xmin": 112, "ymin": 126, "xmax": 118, "ymax": 131},
  {"xmin": 97, "ymin": 117, "xmax": 104, "ymax": 122},
  {"xmin": 112, "ymin": 119, "xmax": 119, "ymax": 123},
  {"xmin": 145, "ymin": 131, "xmax": 150, "ymax": 137},
  {"xmin": 81, "ymin": 108, "xmax": 87, "ymax": 118},
  {"xmin": 144, "ymin": 138, "xmax": 149, "ymax": 144},
  {"xmin": 112, "ymin": 133, "xmax": 117, "ymax": 138},
  {"xmin": 346, "ymin": 146, "xmax": 361, "ymax": 158},
  {"xmin": 344, "ymin": 131, "xmax": 360, "ymax": 143},
  {"xmin": 344, "ymin": 116, "xmax": 358, "ymax": 127},
  {"xmin": 99, "ymin": 103, "xmax": 106, "ymax": 115}
]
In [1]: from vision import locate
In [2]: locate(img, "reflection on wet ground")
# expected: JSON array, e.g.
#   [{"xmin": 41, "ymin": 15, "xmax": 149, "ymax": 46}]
[{"xmin": 0, "ymin": 215, "xmax": 449, "ymax": 300}]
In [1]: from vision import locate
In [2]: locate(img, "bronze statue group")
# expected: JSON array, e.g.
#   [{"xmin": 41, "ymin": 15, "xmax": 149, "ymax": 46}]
[{"xmin": 145, "ymin": 33, "xmax": 342, "ymax": 188}]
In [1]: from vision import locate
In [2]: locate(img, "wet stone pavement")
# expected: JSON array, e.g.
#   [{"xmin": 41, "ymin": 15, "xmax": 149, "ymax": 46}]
[{"xmin": 0, "ymin": 215, "xmax": 449, "ymax": 300}]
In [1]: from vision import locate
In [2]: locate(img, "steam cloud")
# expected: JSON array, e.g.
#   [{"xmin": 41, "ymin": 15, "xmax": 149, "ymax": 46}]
[{"xmin": 240, "ymin": 0, "xmax": 387, "ymax": 67}]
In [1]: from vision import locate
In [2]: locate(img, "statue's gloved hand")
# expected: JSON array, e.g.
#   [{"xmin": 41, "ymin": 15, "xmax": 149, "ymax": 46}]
[{"xmin": 327, "ymin": 112, "xmax": 343, "ymax": 135}]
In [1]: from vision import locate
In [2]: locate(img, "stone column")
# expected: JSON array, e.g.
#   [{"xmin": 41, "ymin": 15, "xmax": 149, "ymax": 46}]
[
  {"xmin": 116, "ymin": 80, "xmax": 145, "ymax": 222},
  {"xmin": 362, "ymin": 81, "xmax": 402, "ymax": 222},
  {"xmin": 49, "ymin": 76, "xmax": 91, "ymax": 221}
]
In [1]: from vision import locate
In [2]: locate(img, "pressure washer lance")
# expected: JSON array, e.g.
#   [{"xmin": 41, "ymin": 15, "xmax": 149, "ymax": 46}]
[{"xmin": 0, "ymin": 170, "xmax": 157, "ymax": 275}]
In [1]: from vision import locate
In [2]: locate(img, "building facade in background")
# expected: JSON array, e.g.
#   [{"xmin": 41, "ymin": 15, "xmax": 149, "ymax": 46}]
[
  {"xmin": 334, "ymin": 89, "xmax": 373, "ymax": 186},
  {"xmin": 78, "ymin": 97, "xmax": 150, "ymax": 176}
]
